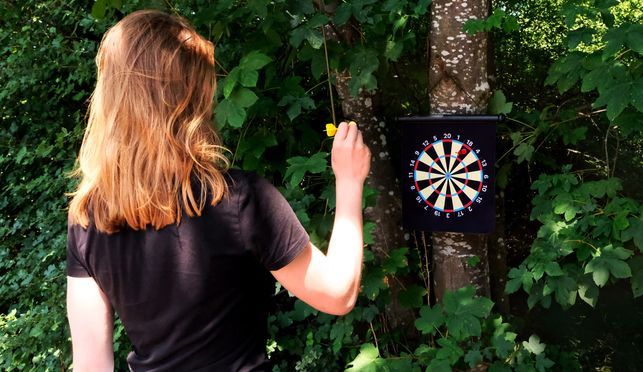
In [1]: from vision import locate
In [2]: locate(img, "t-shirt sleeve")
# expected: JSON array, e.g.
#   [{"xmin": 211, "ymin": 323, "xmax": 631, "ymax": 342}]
[
  {"xmin": 238, "ymin": 173, "xmax": 310, "ymax": 271},
  {"xmin": 66, "ymin": 218, "xmax": 91, "ymax": 277}
]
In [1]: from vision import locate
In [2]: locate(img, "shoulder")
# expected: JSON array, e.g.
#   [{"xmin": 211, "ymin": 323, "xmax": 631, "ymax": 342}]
[{"xmin": 224, "ymin": 169, "xmax": 275, "ymax": 195}]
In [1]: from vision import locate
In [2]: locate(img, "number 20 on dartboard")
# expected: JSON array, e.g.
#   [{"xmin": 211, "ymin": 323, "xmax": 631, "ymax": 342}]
[{"xmin": 408, "ymin": 132, "xmax": 490, "ymax": 220}]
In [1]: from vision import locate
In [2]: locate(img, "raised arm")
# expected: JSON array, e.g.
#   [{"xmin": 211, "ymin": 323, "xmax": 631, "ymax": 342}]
[
  {"xmin": 67, "ymin": 276, "xmax": 114, "ymax": 372},
  {"xmin": 271, "ymin": 121, "xmax": 371, "ymax": 315}
]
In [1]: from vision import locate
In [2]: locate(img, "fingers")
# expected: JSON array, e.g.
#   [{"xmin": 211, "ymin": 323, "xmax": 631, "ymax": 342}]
[
  {"xmin": 334, "ymin": 121, "xmax": 349, "ymax": 140},
  {"xmin": 356, "ymin": 130, "xmax": 364, "ymax": 147},
  {"xmin": 333, "ymin": 120, "xmax": 363, "ymax": 146},
  {"xmin": 345, "ymin": 121, "xmax": 358, "ymax": 145}
]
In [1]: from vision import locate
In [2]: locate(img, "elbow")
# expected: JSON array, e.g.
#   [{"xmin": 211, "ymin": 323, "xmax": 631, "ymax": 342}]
[
  {"xmin": 325, "ymin": 283, "xmax": 359, "ymax": 316},
  {"xmin": 332, "ymin": 299, "xmax": 356, "ymax": 316}
]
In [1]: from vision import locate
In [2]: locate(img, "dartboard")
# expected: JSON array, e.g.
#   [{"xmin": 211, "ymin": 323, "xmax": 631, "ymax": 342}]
[{"xmin": 400, "ymin": 117, "xmax": 497, "ymax": 233}]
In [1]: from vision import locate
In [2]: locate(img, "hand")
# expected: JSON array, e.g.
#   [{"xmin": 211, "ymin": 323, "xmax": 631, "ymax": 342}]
[{"xmin": 331, "ymin": 121, "xmax": 371, "ymax": 185}]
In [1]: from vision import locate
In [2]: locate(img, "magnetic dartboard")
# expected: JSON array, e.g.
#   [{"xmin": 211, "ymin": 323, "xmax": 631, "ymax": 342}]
[{"xmin": 400, "ymin": 116, "xmax": 498, "ymax": 233}]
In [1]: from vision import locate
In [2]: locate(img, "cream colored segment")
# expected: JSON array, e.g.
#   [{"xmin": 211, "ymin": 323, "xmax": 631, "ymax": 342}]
[
  {"xmin": 452, "ymin": 170, "xmax": 483, "ymax": 182},
  {"xmin": 451, "ymin": 151, "xmax": 478, "ymax": 173},
  {"xmin": 448, "ymin": 141, "xmax": 463, "ymax": 172},
  {"xmin": 451, "ymin": 178, "xmax": 479, "ymax": 201},
  {"xmin": 419, "ymin": 178, "xmax": 445, "ymax": 200},
  {"xmin": 432, "ymin": 141, "xmax": 449, "ymax": 173},
  {"xmin": 418, "ymin": 151, "xmax": 446, "ymax": 174},
  {"xmin": 418, "ymin": 151, "xmax": 432, "ymax": 166},
  {"xmin": 416, "ymin": 170, "xmax": 445, "ymax": 181},
  {"xmin": 434, "ymin": 178, "xmax": 450, "ymax": 210},
  {"xmin": 415, "ymin": 170, "xmax": 429, "ymax": 181}
]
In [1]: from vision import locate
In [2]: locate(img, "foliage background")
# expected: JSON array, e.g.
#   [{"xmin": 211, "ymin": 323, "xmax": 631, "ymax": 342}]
[{"xmin": 0, "ymin": 0, "xmax": 641, "ymax": 371}]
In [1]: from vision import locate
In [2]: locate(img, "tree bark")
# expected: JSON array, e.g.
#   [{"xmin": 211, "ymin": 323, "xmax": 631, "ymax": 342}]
[
  {"xmin": 334, "ymin": 70, "xmax": 416, "ymax": 333},
  {"xmin": 428, "ymin": 0, "xmax": 492, "ymax": 299}
]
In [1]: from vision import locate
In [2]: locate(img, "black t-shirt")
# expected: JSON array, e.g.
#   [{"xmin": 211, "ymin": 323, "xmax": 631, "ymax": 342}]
[{"xmin": 66, "ymin": 170, "xmax": 309, "ymax": 371}]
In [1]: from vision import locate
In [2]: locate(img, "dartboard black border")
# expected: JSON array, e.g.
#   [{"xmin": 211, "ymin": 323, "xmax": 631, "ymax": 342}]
[{"xmin": 400, "ymin": 117, "xmax": 497, "ymax": 234}]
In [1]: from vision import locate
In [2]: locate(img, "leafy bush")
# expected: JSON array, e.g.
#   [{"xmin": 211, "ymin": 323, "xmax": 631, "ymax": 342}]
[{"xmin": 1, "ymin": 0, "xmax": 640, "ymax": 371}]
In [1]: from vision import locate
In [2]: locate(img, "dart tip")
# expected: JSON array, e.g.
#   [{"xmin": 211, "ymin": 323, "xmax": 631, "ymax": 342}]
[{"xmin": 325, "ymin": 123, "xmax": 337, "ymax": 137}]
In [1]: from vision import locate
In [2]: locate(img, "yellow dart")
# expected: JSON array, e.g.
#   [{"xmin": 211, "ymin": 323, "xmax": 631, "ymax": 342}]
[{"xmin": 325, "ymin": 123, "xmax": 337, "ymax": 137}]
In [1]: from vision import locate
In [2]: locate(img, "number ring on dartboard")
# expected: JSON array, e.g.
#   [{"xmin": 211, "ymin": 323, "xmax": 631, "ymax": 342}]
[{"xmin": 413, "ymin": 139, "xmax": 484, "ymax": 213}]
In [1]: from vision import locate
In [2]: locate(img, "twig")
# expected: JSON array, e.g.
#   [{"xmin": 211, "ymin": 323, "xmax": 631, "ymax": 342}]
[{"xmin": 369, "ymin": 322, "xmax": 379, "ymax": 351}]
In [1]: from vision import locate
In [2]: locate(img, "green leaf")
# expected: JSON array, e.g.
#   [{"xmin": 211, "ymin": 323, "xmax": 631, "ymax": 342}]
[
  {"xmin": 91, "ymin": 0, "xmax": 107, "ymax": 19},
  {"xmin": 334, "ymin": 4, "xmax": 353, "ymax": 26},
  {"xmin": 488, "ymin": 362, "xmax": 512, "ymax": 372},
  {"xmin": 436, "ymin": 337, "xmax": 464, "ymax": 364},
  {"xmin": 362, "ymin": 267, "xmax": 388, "ymax": 300},
  {"xmin": 427, "ymin": 358, "xmax": 452, "ymax": 372},
  {"xmin": 614, "ymin": 110, "xmax": 643, "ymax": 136},
  {"xmin": 607, "ymin": 258, "xmax": 632, "ymax": 278},
  {"xmin": 603, "ymin": 27, "xmax": 627, "ymax": 58},
  {"xmin": 398, "ymin": 284, "xmax": 427, "ymax": 308},
  {"xmin": 442, "ymin": 286, "xmax": 494, "ymax": 319},
  {"xmin": 414, "ymin": 0, "xmax": 432, "ymax": 16},
  {"xmin": 626, "ymin": 24, "xmax": 643, "ymax": 55},
  {"xmin": 631, "ymin": 79, "xmax": 643, "ymax": 114},
  {"xmin": 239, "ymin": 51, "xmax": 272, "ymax": 70},
  {"xmin": 581, "ymin": 66, "xmax": 608, "ymax": 93},
  {"xmin": 621, "ymin": 215, "xmax": 643, "ymax": 251},
  {"xmin": 629, "ymin": 256, "xmax": 643, "ymax": 297},
  {"xmin": 536, "ymin": 354, "xmax": 556, "ymax": 371},
  {"xmin": 467, "ymin": 255, "xmax": 481, "ymax": 267},
  {"xmin": 284, "ymin": 152, "xmax": 328, "ymax": 187},
  {"xmin": 567, "ymin": 27, "xmax": 594, "ymax": 49},
  {"xmin": 384, "ymin": 39, "xmax": 403, "ymax": 61},
  {"xmin": 363, "ymin": 222, "xmax": 376, "ymax": 245},
  {"xmin": 230, "ymin": 87, "xmax": 258, "ymax": 108},
  {"xmin": 514, "ymin": 142, "xmax": 534, "ymax": 163},
  {"xmin": 415, "ymin": 305, "xmax": 444, "ymax": 335},
  {"xmin": 239, "ymin": 69, "xmax": 259, "ymax": 88},
  {"xmin": 382, "ymin": 247, "xmax": 408, "ymax": 274},
  {"xmin": 311, "ymin": 56, "xmax": 325, "ymax": 80},
  {"xmin": 492, "ymin": 331, "xmax": 517, "ymax": 358},
  {"xmin": 223, "ymin": 68, "xmax": 240, "ymax": 98},
  {"xmin": 578, "ymin": 280, "xmax": 599, "ymax": 307},
  {"xmin": 345, "ymin": 343, "xmax": 384, "ymax": 372},
  {"xmin": 446, "ymin": 313, "xmax": 482, "ymax": 338},
  {"xmin": 464, "ymin": 349, "xmax": 483, "ymax": 369},
  {"xmin": 215, "ymin": 99, "xmax": 246, "ymax": 128},
  {"xmin": 585, "ymin": 258, "xmax": 610, "ymax": 287},
  {"xmin": 545, "ymin": 262, "xmax": 564, "ymax": 276},
  {"xmin": 488, "ymin": 90, "xmax": 513, "ymax": 115},
  {"xmin": 523, "ymin": 335, "xmax": 546, "ymax": 355},
  {"xmin": 605, "ymin": 83, "xmax": 632, "ymax": 121}
]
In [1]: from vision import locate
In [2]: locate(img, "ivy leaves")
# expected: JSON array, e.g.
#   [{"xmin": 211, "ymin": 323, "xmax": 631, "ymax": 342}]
[
  {"xmin": 284, "ymin": 152, "xmax": 328, "ymax": 188},
  {"xmin": 507, "ymin": 170, "xmax": 642, "ymax": 309},
  {"xmin": 585, "ymin": 245, "xmax": 633, "ymax": 287},
  {"xmin": 215, "ymin": 51, "xmax": 271, "ymax": 128},
  {"xmin": 411, "ymin": 287, "xmax": 554, "ymax": 370},
  {"xmin": 545, "ymin": 23, "xmax": 643, "ymax": 124}
]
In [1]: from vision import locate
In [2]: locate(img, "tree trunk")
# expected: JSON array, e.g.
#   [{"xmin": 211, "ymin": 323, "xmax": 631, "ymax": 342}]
[
  {"xmin": 334, "ymin": 70, "xmax": 416, "ymax": 333},
  {"xmin": 428, "ymin": 0, "xmax": 492, "ymax": 299}
]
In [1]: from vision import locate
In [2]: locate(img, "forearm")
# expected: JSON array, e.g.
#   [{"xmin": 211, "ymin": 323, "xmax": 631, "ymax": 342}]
[{"xmin": 325, "ymin": 179, "xmax": 364, "ymax": 305}]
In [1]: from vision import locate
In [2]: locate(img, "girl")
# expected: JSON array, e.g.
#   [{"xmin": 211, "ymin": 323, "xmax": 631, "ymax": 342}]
[{"xmin": 66, "ymin": 9, "xmax": 370, "ymax": 371}]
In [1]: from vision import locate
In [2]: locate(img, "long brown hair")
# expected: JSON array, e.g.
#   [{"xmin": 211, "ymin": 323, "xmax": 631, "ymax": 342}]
[{"xmin": 69, "ymin": 10, "xmax": 229, "ymax": 233}]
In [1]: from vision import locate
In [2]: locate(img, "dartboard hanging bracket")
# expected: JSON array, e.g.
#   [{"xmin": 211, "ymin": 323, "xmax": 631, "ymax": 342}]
[{"xmin": 398, "ymin": 115, "xmax": 501, "ymax": 234}]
